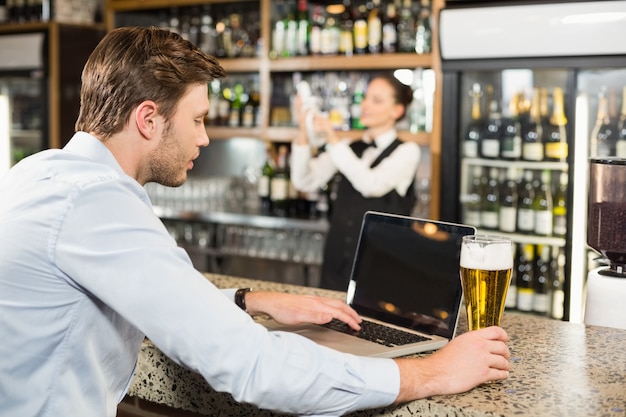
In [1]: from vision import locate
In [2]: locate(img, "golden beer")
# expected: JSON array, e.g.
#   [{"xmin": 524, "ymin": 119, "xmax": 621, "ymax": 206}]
[
  {"xmin": 460, "ymin": 267, "xmax": 512, "ymax": 330},
  {"xmin": 460, "ymin": 235, "xmax": 513, "ymax": 331}
]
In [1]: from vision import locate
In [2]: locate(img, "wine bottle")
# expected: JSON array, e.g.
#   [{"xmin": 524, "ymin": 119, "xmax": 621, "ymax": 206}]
[
  {"xmin": 309, "ymin": 4, "xmax": 324, "ymax": 55},
  {"xmin": 396, "ymin": 0, "xmax": 414, "ymax": 53},
  {"xmin": 381, "ymin": 1, "xmax": 398, "ymax": 53},
  {"xmin": 590, "ymin": 88, "xmax": 616, "ymax": 157},
  {"xmin": 500, "ymin": 93, "xmax": 522, "ymax": 160},
  {"xmin": 533, "ymin": 169, "xmax": 553, "ymax": 236},
  {"xmin": 339, "ymin": 0, "xmax": 354, "ymax": 56},
  {"xmin": 367, "ymin": 0, "xmax": 382, "ymax": 54},
  {"xmin": 296, "ymin": 0, "xmax": 310, "ymax": 56},
  {"xmin": 464, "ymin": 83, "xmax": 483, "ymax": 159},
  {"xmin": 414, "ymin": 0, "xmax": 432, "ymax": 54},
  {"xmin": 499, "ymin": 166, "xmax": 518, "ymax": 233},
  {"xmin": 517, "ymin": 244, "xmax": 535, "ymax": 313},
  {"xmin": 271, "ymin": 145, "xmax": 291, "ymax": 217},
  {"xmin": 549, "ymin": 246, "xmax": 565, "ymax": 320},
  {"xmin": 481, "ymin": 92, "xmax": 502, "ymax": 159},
  {"xmin": 533, "ymin": 244, "xmax": 551, "ymax": 315},
  {"xmin": 481, "ymin": 167, "xmax": 500, "ymax": 230},
  {"xmin": 521, "ymin": 87, "xmax": 544, "ymax": 161},
  {"xmin": 258, "ymin": 143, "xmax": 275, "ymax": 215},
  {"xmin": 552, "ymin": 171, "xmax": 568, "ymax": 237},
  {"xmin": 353, "ymin": 1, "xmax": 368, "ymax": 54},
  {"xmin": 545, "ymin": 87, "xmax": 568, "ymax": 162},
  {"xmin": 516, "ymin": 169, "xmax": 535, "ymax": 234},
  {"xmin": 615, "ymin": 86, "xmax": 626, "ymax": 157},
  {"xmin": 464, "ymin": 165, "xmax": 483, "ymax": 227},
  {"xmin": 351, "ymin": 78, "xmax": 366, "ymax": 129}
]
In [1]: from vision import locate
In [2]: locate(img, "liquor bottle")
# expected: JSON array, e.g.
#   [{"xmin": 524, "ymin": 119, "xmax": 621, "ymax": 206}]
[
  {"xmin": 228, "ymin": 82, "xmax": 244, "ymax": 127},
  {"xmin": 544, "ymin": 87, "xmax": 568, "ymax": 162},
  {"xmin": 481, "ymin": 93, "xmax": 502, "ymax": 159},
  {"xmin": 480, "ymin": 167, "xmax": 500, "ymax": 230},
  {"xmin": 616, "ymin": 86, "xmax": 626, "ymax": 157},
  {"xmin": 521, "ymin": 87, "xmax": 544, "ymax": 161},
  {"xmin": 339, "ymin": 0, "xmax": 354, "ymax": 56},
  {"xmin": 381, "ymin": 1, "xmax": 398, "ymax": 53},
  {"xmin": 218, "ymin": 81, "xmax": 232, "ymax": 126},
  {"xmin": 271, "ymin": 145, "xmax": 291, "ymax": 217},
  {"xmin": 499, "ymin": 166, "xmax": 518, "ymax": 233},
  {"xmin": 464, "ymin": 165, "xmax": 483, "ymax": 227},
  {"xmin": 464, "ymin": 83, "xmax": 483, "ymax": 159},
  {"xmin": 590, "ymin": 88, "xmax": 616, "ymax": 157},
  {"xmin": 517, "ymin": 244, "xmax": 536, "ymax": 312},
  {"xmin": 396, "ymin": 0, "xmax": 415, "ymax": 53},
  {"xmin": 500, "ymin": 93, "xmax": 522, "ymax": 160},
  {"xmin": 258, "ymin": 143, "xmax": 275, "ymax": 215},
  {"xmin": 552, "ymin": 171, "xmax": 568, "ymax": 238},
  {"xmin": 533, "ymin": 244, "xmax": 551, "ymax": 315},
  {"xmin": 533, "ymin": 169, "xmax": 553, "ymax": 236},
  {"xmin": 296, "ymin": 0, "xmax": 309, "ymax": 56},
  {"xmin": 353, "ymin": 1, "xmax": 368, "ymax": 54},
  {"xmin": 199, "ymin": 5, "xmax": 218, "ymax": 56},
  {"xmin": 414, "ymin": 0, "xmax": 432, "ymax": 54},
  {"xmin": 321, "ymin": 10, "xmax": 340, "ymax": 55},
  {"xmin": 516, "ymin": 169, "xmax": 535, "ymax": 234},
  {"xmin": 549, "ymin": 246, "xmax": 566, "ymax": 320},
  {"xmin": 367, "ymin": 0, "xmax": 382, "ymax": 54}
]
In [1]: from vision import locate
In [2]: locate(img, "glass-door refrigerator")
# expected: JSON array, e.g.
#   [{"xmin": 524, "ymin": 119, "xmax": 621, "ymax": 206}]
[
  {"xmin": 438, "ymin": 0, "xmax": 626, "ymax": 323},
  {"xmin": 0, "ymin": 32, "xmax": 47, "ymax": 176}
]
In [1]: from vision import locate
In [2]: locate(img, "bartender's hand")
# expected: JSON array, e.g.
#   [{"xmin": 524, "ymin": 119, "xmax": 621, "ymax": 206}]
[
  {"xmin": 393, "ymin": 326, "xmax": 510, "ymax": 402},
  {"xmin": 246, "ymin": 291, "xmax": 362, "ymax": 330}
]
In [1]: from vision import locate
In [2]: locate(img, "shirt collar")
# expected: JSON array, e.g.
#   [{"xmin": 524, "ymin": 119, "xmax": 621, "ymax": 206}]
[
  {"xmin": 364, "ymin": 129, "xmax": 397, "ymax": 150},
  {"xmin": 63, "ymin": 131, "xmax": 126, "ymax": 177}
]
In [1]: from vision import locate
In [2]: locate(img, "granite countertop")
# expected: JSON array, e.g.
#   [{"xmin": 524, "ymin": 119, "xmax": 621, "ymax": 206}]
[{"xmin": 127, "ymin": 274, "xmax": 626, "ymax": 417}]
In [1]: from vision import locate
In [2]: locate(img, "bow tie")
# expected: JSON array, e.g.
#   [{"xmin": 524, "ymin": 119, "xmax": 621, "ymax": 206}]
[{"xmin": 364, "ymin": 140, "xmax": 377, "ymax": 148}]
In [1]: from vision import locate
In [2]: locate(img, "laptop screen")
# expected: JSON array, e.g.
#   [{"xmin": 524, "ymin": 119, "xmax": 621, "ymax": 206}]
[{"xmin": 346, "ymin": 212, "xmax": 475, "ymax": 339}]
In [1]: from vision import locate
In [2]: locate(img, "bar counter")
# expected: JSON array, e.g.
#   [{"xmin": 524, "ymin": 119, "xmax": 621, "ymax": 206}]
[{"xmin": 126, "ymin": 274, "xmax": 626, "ymax": 417}]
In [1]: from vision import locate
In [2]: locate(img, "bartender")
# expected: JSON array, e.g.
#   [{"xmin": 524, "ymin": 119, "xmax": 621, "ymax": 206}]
[{"xmin": 291, "ymin": 73, "xmax": 420, "ymax": 290}]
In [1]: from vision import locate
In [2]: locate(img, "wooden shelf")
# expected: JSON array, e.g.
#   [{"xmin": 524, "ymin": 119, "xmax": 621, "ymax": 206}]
[{"xmin": 268, "ymin": 53, "xmax": 434, "ymax": 72}]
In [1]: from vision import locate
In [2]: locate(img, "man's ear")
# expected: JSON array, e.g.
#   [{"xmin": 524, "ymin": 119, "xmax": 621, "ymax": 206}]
[{"xmin": 134, "ymin": 100, "xmax": 159, "ymax": 139}]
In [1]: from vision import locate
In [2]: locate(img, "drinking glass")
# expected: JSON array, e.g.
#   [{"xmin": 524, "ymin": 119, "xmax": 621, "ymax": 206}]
[{"xmin": 460, "ymin": 235, "xmax": 513, "ymax": 331}]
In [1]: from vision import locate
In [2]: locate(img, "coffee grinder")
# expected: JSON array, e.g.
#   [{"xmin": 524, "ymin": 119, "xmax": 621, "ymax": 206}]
[{"xmin": 585, "ymin": 157, "xmax": 626, "ymax": 329}]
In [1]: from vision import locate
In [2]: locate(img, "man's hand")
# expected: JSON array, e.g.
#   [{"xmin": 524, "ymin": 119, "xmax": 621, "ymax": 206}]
[
  {"xmin": 245, "ymin": 291, "xmax": 362, "ymax": 330},
  {"xmin": 394, "ymin": 326, "xmax": 510, "ymax": 402}
]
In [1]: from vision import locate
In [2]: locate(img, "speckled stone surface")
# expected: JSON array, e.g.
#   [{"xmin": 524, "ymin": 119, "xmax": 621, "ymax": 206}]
[{"xmin": 127, "ymin": 274, "xmax": 626, "ymax": 417}]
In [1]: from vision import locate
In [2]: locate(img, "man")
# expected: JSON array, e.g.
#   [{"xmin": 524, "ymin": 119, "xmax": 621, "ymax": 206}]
[{"xmin": 0, "ymin": 27, "xmax": 510, "ymax": 417}]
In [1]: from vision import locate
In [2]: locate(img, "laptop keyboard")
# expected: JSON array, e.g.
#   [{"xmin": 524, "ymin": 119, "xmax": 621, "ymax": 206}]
[{"xmin": 320, "ymin": 319, "xmax": 431, "ymax": 347}]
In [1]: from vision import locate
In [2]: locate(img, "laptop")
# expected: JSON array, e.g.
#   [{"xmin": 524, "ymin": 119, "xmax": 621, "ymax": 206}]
[{"xmin": 259, "ymin": 211, "xmax": 475, "ymax": 358}]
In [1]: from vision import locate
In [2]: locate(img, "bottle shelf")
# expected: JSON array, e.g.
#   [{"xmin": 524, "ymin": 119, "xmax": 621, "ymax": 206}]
[
  {"xmin": 205, "ymin": 125, "xmax": 433, "ymax": 144},
  {"xmin": 268, "ymin": 53, "xmax": 434, "ymax": 72},
  {"xmin": 474, "ymin": 228, "xmax": 566, "ymax": 248},
  {"xmin": 462, "ymin": 157, "xmax": 568, "ymax": 172}
]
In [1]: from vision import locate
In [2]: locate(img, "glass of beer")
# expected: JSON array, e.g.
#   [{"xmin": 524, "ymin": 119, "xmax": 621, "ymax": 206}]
[{"xmin": 460, "ymin": 235, "xmax": 513, "ymax": 331}]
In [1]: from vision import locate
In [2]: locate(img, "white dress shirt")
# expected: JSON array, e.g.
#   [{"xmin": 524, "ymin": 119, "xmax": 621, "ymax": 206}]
[
  {"xmin": 0, "ymin": 132, "xmax": 399, "ymax": 417},
  {"xmin": 290, "ymin": 129, "xmax": 420, "ymax": 197}
]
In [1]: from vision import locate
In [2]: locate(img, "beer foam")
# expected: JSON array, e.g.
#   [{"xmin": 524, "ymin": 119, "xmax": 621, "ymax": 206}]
[{"xmin": 460, "ymin": 242, "xmax": 513, "ymax": 270}]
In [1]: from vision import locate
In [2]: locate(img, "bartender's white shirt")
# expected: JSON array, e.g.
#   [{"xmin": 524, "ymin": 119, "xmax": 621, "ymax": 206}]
[
  {"xmin": 290, "ymin": 129, "xmax": 420, "ymax": 197},
  {"xmin": 0, "ymin": 132, "xmax": 399, "ymax": 417}
]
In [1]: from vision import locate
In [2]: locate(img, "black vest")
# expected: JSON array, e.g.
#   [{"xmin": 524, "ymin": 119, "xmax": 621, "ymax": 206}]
[{"xmin": 320, "ymin": 139, "xmax": 417, "ymax": 290}]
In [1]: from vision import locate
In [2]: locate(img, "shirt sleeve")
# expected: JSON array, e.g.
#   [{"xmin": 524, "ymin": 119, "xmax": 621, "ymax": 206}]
[
  {"xmin": 54, "ymin": 179, "xmax": 400, "ymax": 416},
  {"xmin": 327, "ymin": 141, "xmax": 421, "ymax": 198},
  {"xmin": 290, "ymin": 143, "xmax": 339, "ymax": 192}
]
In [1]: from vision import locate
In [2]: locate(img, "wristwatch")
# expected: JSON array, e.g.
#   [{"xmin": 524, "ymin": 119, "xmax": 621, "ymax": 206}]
[{"xmin": 234, "ymin": 288, "xmax": 251, "ymax": 313}]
